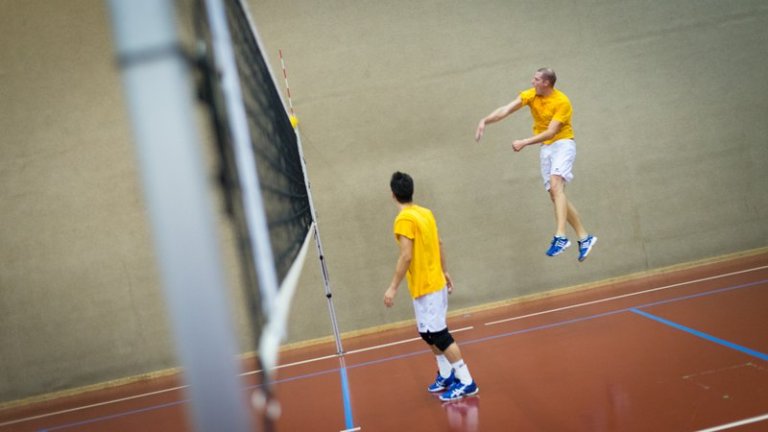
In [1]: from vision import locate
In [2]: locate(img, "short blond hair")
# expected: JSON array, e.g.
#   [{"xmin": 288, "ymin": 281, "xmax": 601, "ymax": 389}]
[{"xmin": 537, "ymin": 67, "xmax": 557, "ymax": 86}]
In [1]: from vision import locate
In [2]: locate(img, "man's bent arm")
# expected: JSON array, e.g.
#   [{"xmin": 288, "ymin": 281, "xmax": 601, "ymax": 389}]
[
  {"xmin": 513, "ymin": 120, "xmax": 563, "ymax": 150},
  {"xmin": 439, "ymin": 239, "xmax": 453, "ymax": 292},
  {"xmin": 384, "ymin": 235, "xmax": 413, "ymax": 307}
]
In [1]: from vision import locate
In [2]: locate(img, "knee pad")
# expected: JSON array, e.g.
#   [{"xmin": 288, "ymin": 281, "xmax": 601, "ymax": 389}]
[
  {"xmin": 433, "ymin": 329, "xmax": 455, "ymax": 351},
  {"xmin": 420, "ymin": 328, "xmax": 454, "ymax": 352}
]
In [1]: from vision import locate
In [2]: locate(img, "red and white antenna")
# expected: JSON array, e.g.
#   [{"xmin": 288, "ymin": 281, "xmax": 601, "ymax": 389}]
[{"xmin": 278, "ymin": 49, "xmax": 298, "ymax": 128}]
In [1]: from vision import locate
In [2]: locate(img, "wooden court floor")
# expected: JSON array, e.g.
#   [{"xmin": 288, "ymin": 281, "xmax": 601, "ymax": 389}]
[{"xmin": 1, "ymin": 250, "xmax": 767, "ymax": 431}]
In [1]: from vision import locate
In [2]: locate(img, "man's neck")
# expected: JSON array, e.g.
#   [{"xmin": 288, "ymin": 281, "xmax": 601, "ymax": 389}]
[
  {"xmin": 538, "ymin": 86, "xmax": 555, "ymax": 97},
  {"xmin": 397, "ymin": 201, "xmax": 414, "ymax": 211}
]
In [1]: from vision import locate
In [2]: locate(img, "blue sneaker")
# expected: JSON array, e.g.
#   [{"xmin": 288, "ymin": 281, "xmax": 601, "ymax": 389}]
[
  {"xmin": 578, "ymin": 235, "xmax": 598, "ymax": 262},
  {"xmin": 428, "ymin": 370, "xmax": 456, "ymax": 393},
  {"xmin": 545, "ymin": 236, "xmax": 571, "ymax": 257},
  {"xmin": 439, "ymin": 381, "xmax": 479, "ymax": 401}
]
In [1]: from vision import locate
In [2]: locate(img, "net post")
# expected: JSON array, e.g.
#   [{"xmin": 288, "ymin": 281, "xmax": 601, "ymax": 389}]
[{"xmin": 105, "ymin": 1, "xmax": 253, "ymax": 431}]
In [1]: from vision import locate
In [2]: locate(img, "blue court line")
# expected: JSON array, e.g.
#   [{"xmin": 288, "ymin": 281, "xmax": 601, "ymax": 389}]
[
  {"xmin": 338, "ymin": 358, "xmax": 356, "ymax": 431},
  {"xmin": 260, "ymin": 277, "xmax": 768, "ymax": 383},
  {"xmin": 245, "ymin": 349, "xmax": 434, "ymax": 391},
  {"xmin": 36, "ymin": 276, "xmax": 768, "ymax": 431},
  {"xmin": 633, "ymin": 279, "xmax": 766, "ymax": 310},
  {"xmin": 246, "ymin": 358, "xmax": 359, "ymax": 430},
  {"xmin": 630, "ymin": 308, "xmax": 768, "ymax": 362},
  {"xmin": 465, "ymin": 309, "xmax": 628, "ymax": 346},
  {"xmin": 37, "ymin": 400, "xmax": 185, "ymax": 431}
]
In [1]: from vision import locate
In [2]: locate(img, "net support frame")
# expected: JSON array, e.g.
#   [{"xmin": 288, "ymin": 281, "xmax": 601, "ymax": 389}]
[
  {"xmin": 202, "ymin": 0, "xmax": 281, "ymax": 323},
  {"xmin": 105, "ymin": 1, "xmax": 253, "ymax": 431},
  {"xmin": 296, "ymin": 130, "xmax": 345, "ymax": 354}
]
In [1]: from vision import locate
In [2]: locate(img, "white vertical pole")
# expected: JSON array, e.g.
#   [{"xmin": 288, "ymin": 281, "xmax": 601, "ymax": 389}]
[
  {"xmin": 295, "ymin": 130, "xmax": 345, "ymax": 354},
  {"xmin": 269, "ymin": 42, "xmax": 345, "ymax": 354},
  {"xmin": 105, "ymin": 1, "xmax": 253, "ymax": 431}
]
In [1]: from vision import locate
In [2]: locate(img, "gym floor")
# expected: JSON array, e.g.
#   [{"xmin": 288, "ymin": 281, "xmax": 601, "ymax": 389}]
[{"xmin": 1, "ymin": 251, "xmax": 767, "ymax": 431}]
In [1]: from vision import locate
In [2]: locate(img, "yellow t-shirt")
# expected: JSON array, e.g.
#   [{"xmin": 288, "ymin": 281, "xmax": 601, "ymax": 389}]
[
  {"xmin": 519, "ymin": 87, "xmax": 574, "ymax": 144},
  {"xmin": 393, "ymin": 205, "xmax": 446, "ymax": 299}
]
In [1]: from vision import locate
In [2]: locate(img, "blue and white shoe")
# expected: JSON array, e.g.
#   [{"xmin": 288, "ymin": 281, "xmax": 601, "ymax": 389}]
[
  {"xmin": 439, "ymin": 381, "xmax": 479, "ymax": 401},
  {"xmin": 578, "ymin": 235, "xmax": 598, "ymax": 262},
  {"xmin": 428, "ymin": 370, "xmax": 456, "ymax": 393},
  {"xmin": 546, "ymin": 236, "xmax": 571, "ymax": 257}
]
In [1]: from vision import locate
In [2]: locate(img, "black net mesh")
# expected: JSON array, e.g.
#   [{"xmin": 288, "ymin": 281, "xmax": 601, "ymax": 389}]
[
  {"xmin": 188, "ymin": 1, "xmax": 314, "ymax": 390},
  {"xmin": 193, "ymin": 0, "xmax": 312, "ymax": 294}
]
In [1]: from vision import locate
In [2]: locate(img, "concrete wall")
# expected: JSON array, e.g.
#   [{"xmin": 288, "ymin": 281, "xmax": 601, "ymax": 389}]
[
  {"xmin": 1, "ymin": 0, "xmax": 175, "ymax": 403},
  {"xmin": 251, "ymin": 0, "xmax": 768, "ymax": 341},
  {"xmin": 1, "ymin": 0, "xmax": 766, "ymax": 403}
]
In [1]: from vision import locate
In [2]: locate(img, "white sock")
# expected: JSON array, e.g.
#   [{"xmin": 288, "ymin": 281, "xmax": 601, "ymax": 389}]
[
  {"xmin": 436, "ymin": 354, "xmax": 452, "ymax": 378},
  {"xmin": 451, "ymin": 359, "xmax": 473, "ymax": 384}
]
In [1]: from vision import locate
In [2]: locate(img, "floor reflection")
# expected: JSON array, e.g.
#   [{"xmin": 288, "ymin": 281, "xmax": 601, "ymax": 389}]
[{"xmin": 442, "ymin": 396, "xmax": 480, "ymax": 432}]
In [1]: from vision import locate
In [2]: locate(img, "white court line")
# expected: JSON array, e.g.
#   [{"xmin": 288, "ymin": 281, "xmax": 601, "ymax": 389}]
[
  {"xmin": 0, "ymin": 386, "xmax": 187, "ymax": 428},
  {"xmin": 240, "ymin": 353, "xmax": 339, "ymax": 376},
  {"xmin": 2, "ymin": 326, "xmax": 474, "ymax": 427},
  {"xmin": 484, "ymin": 265, "xmax": 768, "ymax": 326},
  {"xmin": 242, "ymin": 326, "xmax": 475, "ymax": 376},
  {"xmin": 695, "ymin": 413, "xmax": 768, "ymax": 431},
  {"xmin": 6, "ymin": 264, "xmax": 767, "ymax": 428},
  {"xmin": 346, "ymin": 325, "xmax": 474, "ymax": 355}
]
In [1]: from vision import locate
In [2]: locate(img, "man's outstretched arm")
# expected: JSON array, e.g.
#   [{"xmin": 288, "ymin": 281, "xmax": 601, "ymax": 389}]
[{"xmin": 475, "ymin": 96, "xmax": 523, "ymax": 142}]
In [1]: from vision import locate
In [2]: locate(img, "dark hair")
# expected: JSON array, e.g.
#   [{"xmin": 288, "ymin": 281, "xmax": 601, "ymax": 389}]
[
  {"xmin": 390, "ymin": 171, "xmax": 413, "ymax": 203},
  {"xmin": 537, "ymin": 67, "xmax": 557, "ymax": 86}
]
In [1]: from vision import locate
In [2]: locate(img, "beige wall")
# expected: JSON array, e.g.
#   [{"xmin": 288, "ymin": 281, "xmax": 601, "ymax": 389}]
[
  {"xmin": 1, "ymin": 0, "xmax": 766, "ymax": 403},
  {"xmin": 1, "ymin": 0, "xmax": 174, "ymax": 403},
  {"xmin": 250, "ymin": 0, "xmax": 768, "ymax": 342}
]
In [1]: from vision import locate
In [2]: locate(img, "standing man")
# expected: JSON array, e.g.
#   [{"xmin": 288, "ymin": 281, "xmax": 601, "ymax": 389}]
[
  {"xmin": 475, "ymin": 68, "xmax": 597, "ymax": 261},
  {"xmin": 384, "ymin": 171, "xmax": 479, "ymax": 402}
]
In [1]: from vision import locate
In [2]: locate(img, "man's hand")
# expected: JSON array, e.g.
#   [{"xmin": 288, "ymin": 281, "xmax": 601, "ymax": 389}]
[
  {"xmin": 445, "ymin": 272, "xmax": 454, "ymax": 294},
  {"xmin": 475, "ymin": 120, "xmax": 486, "ymax": 142},
  {"xmin": 383, "ymin": 286, "xmax": 397, "ymax": 307},
  {"xmin": 512, "ymin": 139, "xmax": 527, "ymax": 152}
]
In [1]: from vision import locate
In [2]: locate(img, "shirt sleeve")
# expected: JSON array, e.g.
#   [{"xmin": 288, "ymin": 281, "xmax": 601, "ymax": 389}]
[
  {"xmin": 519, "ymin": 88, "xmax": 536, "ymax": 106},
  {"xmin": 394, "ymin": 217, "xmax": 416, "ymax": 240}
]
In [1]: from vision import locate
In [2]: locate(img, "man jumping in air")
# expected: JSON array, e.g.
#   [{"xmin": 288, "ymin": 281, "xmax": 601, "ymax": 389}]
[{"xmin": 475, "ymin": 68, "xmax": 597, "ymax": 261}]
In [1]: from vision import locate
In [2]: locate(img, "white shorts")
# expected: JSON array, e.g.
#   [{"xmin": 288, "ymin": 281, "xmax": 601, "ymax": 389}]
[
  {"xmin": 412, "ymin": 287, "xmax": 448, "ymax": 333},
  {"xmin": 540, "ymin": 139, "xmax": 576, "ymax": 191}
]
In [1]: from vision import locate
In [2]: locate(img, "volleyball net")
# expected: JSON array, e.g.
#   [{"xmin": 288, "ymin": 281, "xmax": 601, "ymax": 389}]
[
  {"xmin": 110, "ymin": 0, "xmax": 340, "ymax": 428},
  {"xmin": 193, "ymin": 1, "xmax": 351, "ymax": 423},
  {"xmin": 192, "ymin": 0, "xmax": 321, "ymax": 379},
  {"xmin": 201, "ymin": 0, "xmax": 313, "ymax": 284}
]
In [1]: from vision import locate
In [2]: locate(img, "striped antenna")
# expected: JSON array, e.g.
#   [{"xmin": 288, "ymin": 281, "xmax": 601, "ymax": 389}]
[{"xmin": 278, "ymin": 49, "xmax": 297, "ymax": 127}]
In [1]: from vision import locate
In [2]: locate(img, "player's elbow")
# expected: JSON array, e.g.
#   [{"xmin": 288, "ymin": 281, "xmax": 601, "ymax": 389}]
[{"xmin": 545, "ymin": 124, "xmax": 562, "ymax": 140}]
